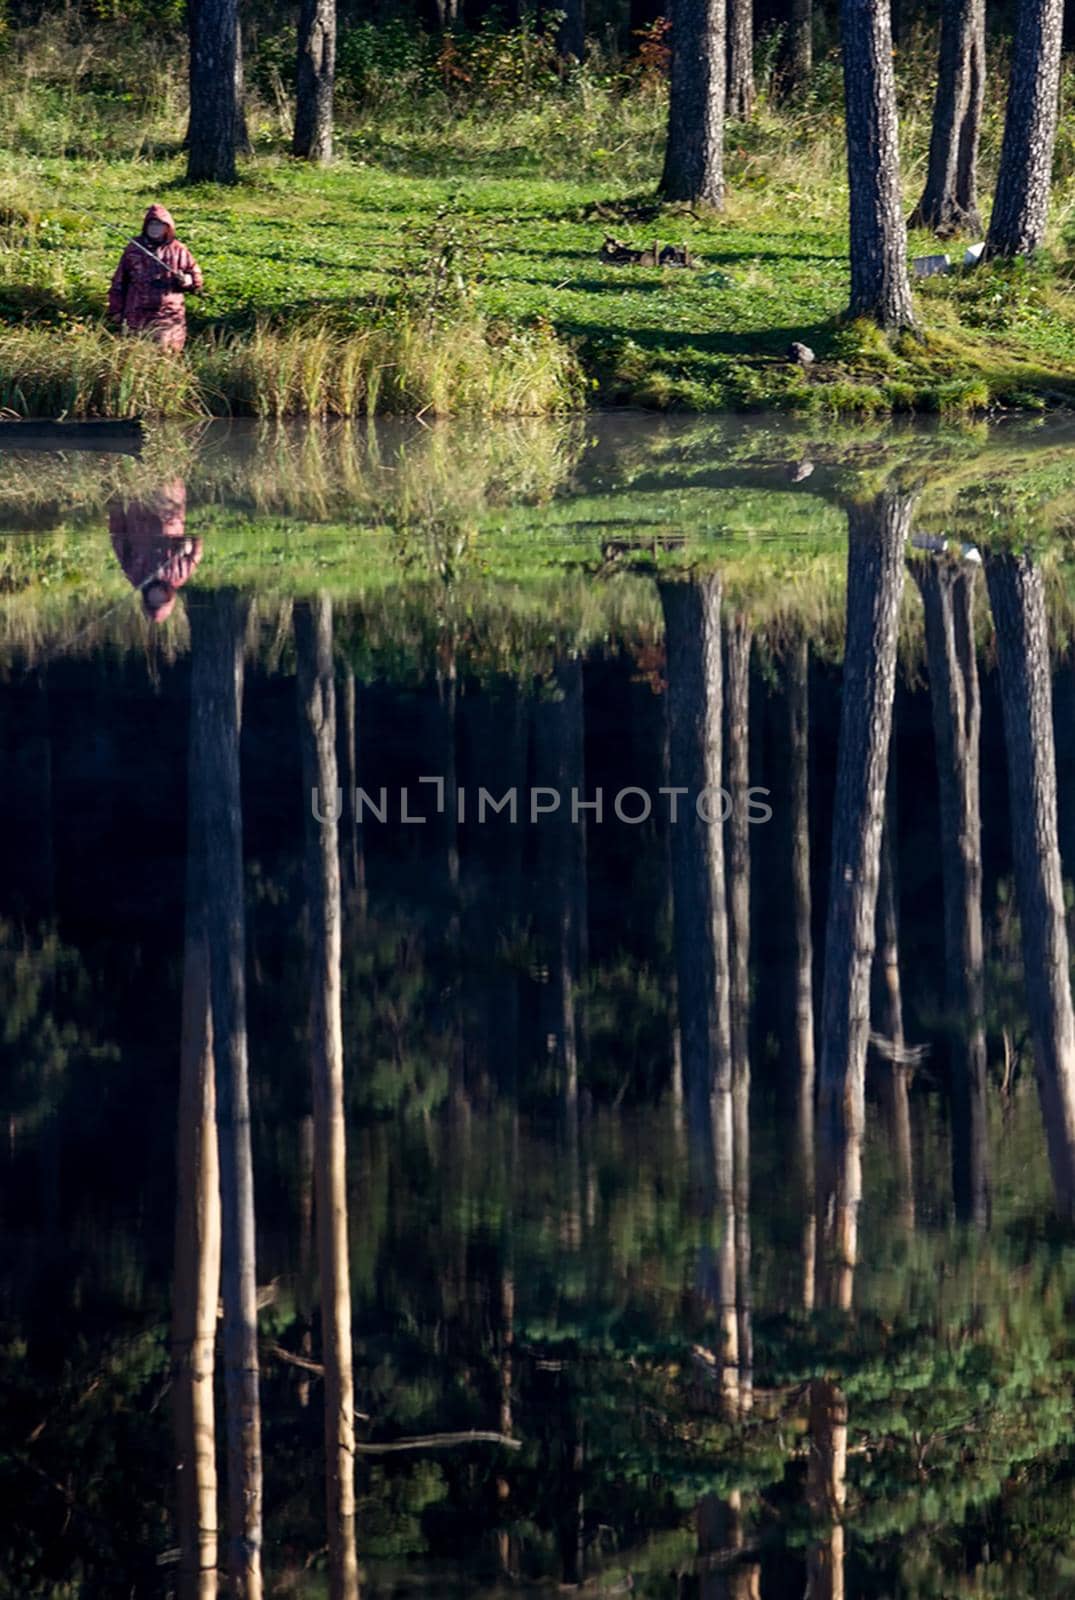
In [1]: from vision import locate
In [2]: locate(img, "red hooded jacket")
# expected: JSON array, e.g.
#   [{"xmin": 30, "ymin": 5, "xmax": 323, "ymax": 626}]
[
  {"xmin": 107, "ymin": 205, "xmax": 203, "ymax": 348},
  {"xmin": 109, "ymin": 480, "xmax": 203, "ymax": 623}
]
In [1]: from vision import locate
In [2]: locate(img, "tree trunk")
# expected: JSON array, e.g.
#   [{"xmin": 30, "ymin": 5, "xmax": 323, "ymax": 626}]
[
  {"xmin": 908, "ymin": 0, "xmax": 985, "ymax": 235},
  {"xmin": 985, "ymin": 552, "xmax": 1075, "ymax": 1213},
  {"xmin": 187, "ymin": 0, "xmax": 240, "ymax": 182},
  {"xmin": 806, "ymin": 1379, "xmax": 848, "ymax": 1600},
  {"xmin": 557, "ymin": 0, "xmax": 586, "ymax": 61},
  {"xmin": 724, "ymin": 616, "xmax": 752, "ymax": 1416},
  {"xmin": 659, "ymin": 578, "xmax": 733, "ymax": 1177},
  {"xmin": 986, "ymin": 0, "xmax": 1064, "ymax": 257},
  {"xmin": 818, "ymin": 492, "xmax": 910, "ymax": 1145},
  {"xmin": 785, "ymin": 0, "xmax": 812, "ymax": 98},
  {"xmin": 727, "ymin": 0, "xmax": 755, "ymax": 118},
  {"xmin": 338, "ymin": 669, "xmax": 366, "ymax": 922},
  {"xmin": 841, "ymin": 0, "xmax": 916, "ymax": 329},
  {"xmin": 191, "ymin": 589, "xmax": 262, "ymax": 1598},
  {"xmin": 787, "ymin": 638, "xmax": 817, "ymax": 1310},
  {"xmin": 295, "ymin": 598, "xmax": 359, "ymax": 1600},
  {"xmin": 173, "ymin": 693, "xmax": 221, "ymax": 1600},
  {"xmin": 660, "ymin": 0, "xmax": 726, "ymax": 207},
  {"xmin": 915, "ymin": 558, "xmax": 990, "ymax": 1225},
  {"xmin": 874, "ymin": 766, "xmax": 915, "ymax": 1229},
  {"xmin": 294, "ymin": 0, "xmax": 336, "ymax": 163}
]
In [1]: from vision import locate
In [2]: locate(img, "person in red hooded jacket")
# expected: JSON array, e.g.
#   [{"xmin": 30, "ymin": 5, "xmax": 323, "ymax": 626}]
[
  {"xmin": 109, "ymin": 479, "xmax": 203, "ymax": 623},
  {"xmin": 107, "ymin": 204, "xmax": 203, "ymax": 353}
]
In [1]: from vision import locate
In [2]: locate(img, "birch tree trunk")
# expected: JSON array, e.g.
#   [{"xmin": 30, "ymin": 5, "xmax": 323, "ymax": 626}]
[
  {"xmin": 985, "ymin": 553, "xmax": 1075, "ymax": 1213},
  {"xmin": 295, "ymin": 597, "xmax": 359, "ymax": 1600},
  {"xmin": 909, "ymin": 0, "xmax": 985, "ymax": 235},
  {"xmin": 173, "ymin": 691, "xmax": 221, "ymax": 1600},
  {"xmin": 660, "ymin": 0, "xmax": 726, "ymax": 206},
  {"xmin": 191, "ymin": 588, "xmax": 262, "ymax": 1598},
  {"xmin": 986, "ymin": 0, "xmax": 1064, "ymax": 257},
  {"xmin": 841, "ymin": 0, "xmax": 916, "ymax": 328}
]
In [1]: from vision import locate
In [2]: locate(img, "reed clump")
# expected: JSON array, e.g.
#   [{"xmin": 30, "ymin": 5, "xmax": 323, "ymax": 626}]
[{"xmin": 0, "ymin": 312, "xmax": 583, "ymax": 421}]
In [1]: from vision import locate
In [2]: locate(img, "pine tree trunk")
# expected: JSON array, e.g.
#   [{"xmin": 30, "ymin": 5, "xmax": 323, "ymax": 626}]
[
  {"xmin": 984, "ymin": 553, "xmax": 1075, "ymax": 1213},
  {"xmin": 841, "ymin": 0, "xmax": 916, "ymax": 328},
  {"xmin": 874, "ymin": 765, "xmax": 915, "ymax": 1229},
  {"xmin": 727, "ymin": 0, "xmax": 755, "ymax": 118},
  {"xmin": 786, "ymin": 0, "xmax": 813, "ymax": 98},
  {"xmin": 337, "ymin": 669, "xmax": 366, "ymax": 922},
  {"xmin": 787, "ymin": 638, "xmax": 817, "ymax": 1310},
  {"xmin": 191, "ymin": 589, "xmax": 262, "ymax": 1599},
  {"xmin": 986, "ymin": 0, "xmax": 1064, "ymax": 257},
  {"xmin": 557, "ymin": 0, "xmax": 586, "ymax": 61},
  {"xmin": 187, "ymin": 0, "xmax": 240, "ymax": 183},
  {"xmin": 659, "ymin": 578, "xmax": 733, "ymax": 1172},
  {"xmin": 818, "ymin": 491, "xmax": 911, "ymax": 1141},
  {"xmin": 724, "ymin": 616, "xmax": 753, "ymax": 1418},
  {"xmin": 915, "ymin": 558, "xmax": 990, "ymax": 1224},
  {"xmin": 173, "ymin": 699, "xmax": 221, "ymax": 1600},
  {"xmin": 660, "ymin": 0, "xmax": 726, "ymax": 206},
  {"xmin": 806, "ymin": 1379, "xmax": 848, "ymax": 1599},
  {"xmin": 909, "ymin": 0, "xmax": 985, "ymax": 235},
  {"xmin": 295, "ymin": 598, "xmax": 359, "ymax": 1600},
  {"xmin": 294, "ymin": 0, "xmax": 336, "ymax": 163}
]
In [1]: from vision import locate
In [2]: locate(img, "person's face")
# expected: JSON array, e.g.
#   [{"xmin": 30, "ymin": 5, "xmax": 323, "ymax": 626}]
[{"xmin": 146, "ymin": 220, "xmax": 166, "ymax": 242}]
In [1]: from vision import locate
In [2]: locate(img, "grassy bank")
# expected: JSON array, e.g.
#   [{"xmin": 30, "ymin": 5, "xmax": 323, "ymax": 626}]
[{"xmin": 5, "ymin": 19, "xmax": 1075, "ymax": 414}]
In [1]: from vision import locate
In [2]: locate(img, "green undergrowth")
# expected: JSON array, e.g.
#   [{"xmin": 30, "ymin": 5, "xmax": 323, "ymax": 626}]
[{"xmin": 6, "ymin": 21, "xmax": 1075, "ymax": 417}]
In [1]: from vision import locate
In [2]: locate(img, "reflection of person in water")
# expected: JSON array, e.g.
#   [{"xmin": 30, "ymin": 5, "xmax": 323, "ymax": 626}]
[{"xmin": 109, "ymin": 479, "xmax": 202, "ymax": 623}]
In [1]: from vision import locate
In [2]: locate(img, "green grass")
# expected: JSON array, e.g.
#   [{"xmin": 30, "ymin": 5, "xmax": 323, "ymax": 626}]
[{"xmin": 6, "ymin": 20, "xmax": 1075, "ymax": 414}]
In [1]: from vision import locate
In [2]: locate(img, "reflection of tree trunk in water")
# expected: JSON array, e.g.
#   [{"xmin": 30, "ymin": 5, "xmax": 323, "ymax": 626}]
[
  {"xmin": 806, "ymin": 1378, "xmax": 848, "ymax": 1600},
  {"xmin": 173, "ymin": 682, "xmax": 221, "ymax": 1600},
  {"xmin": 661, "ymin": 717, "xmax": 685, "ymax": 1114},
  {"xmin": 338, "ymin": 668, "xmax": 366, "ymax": 923},
  {"xmin": 659, "ymin": 578, "xmax": 732, "ymax": 1175},
  {"xmin": 724, "ymin": 615, "xmax": 752, "ymax": 1416},
  {"xmin": 696, "ymin": 1488, "xmax": 761, "ymax": 1598},
  {"xmin": 985, "ymin": 554, "xmax": 1075, "ymax": 1214},
  {"xmin": 787, "ymin": 639, "xmax": 817, "ymax": 1310},
  {"xmin": 531, "ymin": 659, "xmax": 587, "ymax": 1113},
  {"xmin": 818, "ymin": 490, "xmax": 910, "ymax": 1304},
  {"xmin": 818, "ymin": 490, "xmax": 910, "ymax": 1200},
  {"xmin": 916, "ymin": 558, "xmax": 990, "ymax": 1225},
  {"xmin": 296, "ymin": 1113, "xmax": 315, "ymax": 1409},
  {"xmin": 874, "ymin": 757, "xmax": 914, "ymax": 1229},
  {"xmin": 191, "ymin": 589, "xmax": 262, "ymax": 1599},
  {"xmin": 296, "ymin": 597, "xmax": 359, "ymax": 1600},
  {"xmin": 495, "ymin": 1232, "xmax": 515, "ymax": 1578}
]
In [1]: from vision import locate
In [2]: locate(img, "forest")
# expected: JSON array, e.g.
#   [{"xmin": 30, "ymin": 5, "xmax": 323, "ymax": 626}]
[{"xmin": 4, "ymin": 0, "xmax": 1075, "ymax": 412}]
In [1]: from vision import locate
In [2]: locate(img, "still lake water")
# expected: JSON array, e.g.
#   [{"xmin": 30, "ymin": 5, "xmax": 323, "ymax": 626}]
[{"xmin": 4, "ymin": 415, "xmax": 1075, "ymax": 1597}]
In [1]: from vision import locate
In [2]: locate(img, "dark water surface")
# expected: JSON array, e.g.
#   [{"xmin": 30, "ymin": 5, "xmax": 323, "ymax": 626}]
[{"xmin": 5, "ymin": 416, "xmax": 1075, "ymax": 1597}]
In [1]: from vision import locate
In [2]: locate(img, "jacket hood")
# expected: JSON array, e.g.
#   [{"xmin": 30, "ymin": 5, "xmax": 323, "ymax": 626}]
[{"xmin": 142, "ymin": 204, "xmax": 176, "ymax": 244}]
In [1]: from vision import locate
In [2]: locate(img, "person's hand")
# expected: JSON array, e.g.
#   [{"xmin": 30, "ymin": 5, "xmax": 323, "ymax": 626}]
[{"xmin": 170, "ymin": 271, "xmax": 194, "ymax": 291}]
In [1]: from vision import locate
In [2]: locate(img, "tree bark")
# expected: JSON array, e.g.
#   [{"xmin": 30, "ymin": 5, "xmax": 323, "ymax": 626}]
[
  {"xmin": 874, "ymin": 764, "xmax": 915, "ymax": 1229},
  {"xmin": 915, "ymin": 558, "xmax": 990, "ymax": 1224},
  {"xmin": 660, "ymin": 0, "xmax": 725, "ymax": 207},
  {"xmin": 727, "ymin": 0, "xmax": 755, "ymax": 119},
  {"xmin": 908, "ymin": 0, "xmax": 985, "ymax": 235},
  {"xmin": 556, "ymin": 0, "xmax": 586, "ymax": 61},
  {"xmin": 724, "ymin": 616, "xmax": 752, "ymax": 1416},
  {"xmin": 173, "ymin": 688, "xmax": 221, "ymax": 1600},
  {"xmin": 659, "ymin": 578, "xmax": 733, "ymax": 1174},
  {"xmin": 787, "ymin": 638, "xmax": 817, "ymax": 1310},
  {"xmin": 818, "ymin": 491, "xmax": 911, "ymax": 1144},
  {"xmin": 806, "ymin": 1379, "xmax": 848, "ymax": 1600},
  {"xmin": 841, "ymin": 0, "xmax": 916, "ymax": 329},
  {"xmin": 985, "ymin": 553, "xmax": 1075, "ymax": 1213},
  {"xmin": 187, "ymin": 0, "xmax": 240, "ymax": 182},
  {"xmin": 338, "ymin": 669, "xmax": 366, "ymax": 922},
  {"xmin": 294, "ymin": 0, "xmax": 336, "ymax": 163},
  {"xmin": 986, "ymin": 0, "xmax": 1064, "ymax": 257},
  {"xmin": 785, "ymin": 0, "xmax": 812, "ymax": 98},
  {"xmin": 295, "ymin": 597, "xmax": 359, "ymax": 1600},
  {"xmin": 191, "ymin": 588, "xmax": 262, "ymax": 1598}
]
